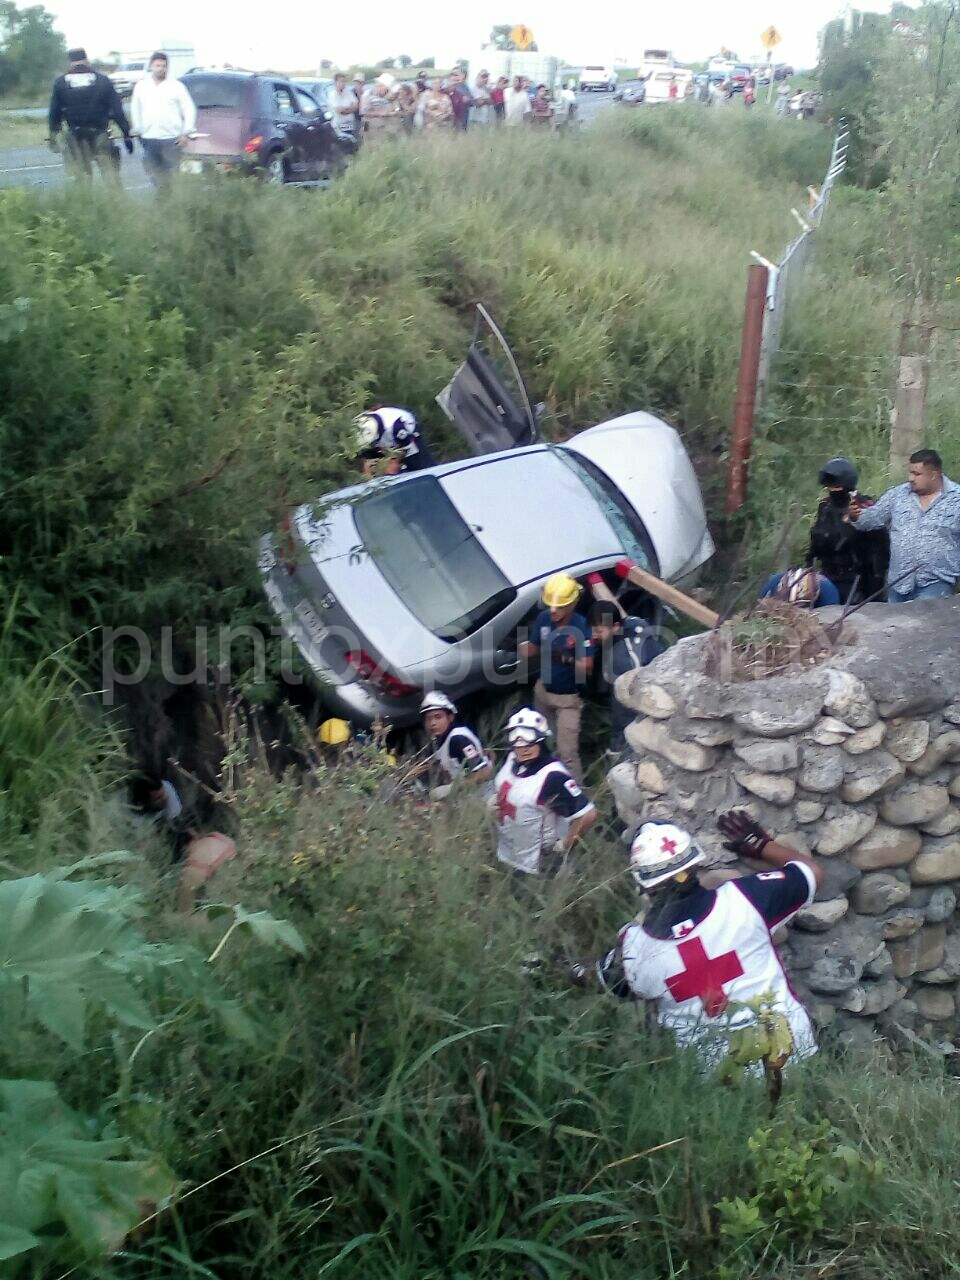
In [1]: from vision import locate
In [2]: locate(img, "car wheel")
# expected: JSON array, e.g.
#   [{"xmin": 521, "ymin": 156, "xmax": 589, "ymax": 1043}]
[{"xmin": 266, "ymin": 152, "xmax": 286, "ymax": 185}]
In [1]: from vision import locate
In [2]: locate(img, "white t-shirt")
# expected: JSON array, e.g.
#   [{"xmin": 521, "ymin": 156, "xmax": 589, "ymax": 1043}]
[
  {"xmin": 326, "ymin": 86, "xmax": 358, "ymax": 135},
  {"xmin": 504, "ymin": 87, "xmax": 532, "ymax": 126},
  {"xmin": 131, "ymin": 75, "xmax": 197, "ymax": 140}
]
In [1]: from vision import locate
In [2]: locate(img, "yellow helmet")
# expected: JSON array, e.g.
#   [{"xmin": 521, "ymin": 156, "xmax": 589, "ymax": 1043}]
[
  {"xmin": 542, "ymin": 572, "xmax": 580, "ymax": 609},
  {"xmin": 318, "ymin": 718, "xmax": 351, "ymax": 746}
]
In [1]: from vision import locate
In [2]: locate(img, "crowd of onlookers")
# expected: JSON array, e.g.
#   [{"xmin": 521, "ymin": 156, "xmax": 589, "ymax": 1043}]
[{"xmin": 324, "ymin": 69, "xmax": 579, "ymax": 144}]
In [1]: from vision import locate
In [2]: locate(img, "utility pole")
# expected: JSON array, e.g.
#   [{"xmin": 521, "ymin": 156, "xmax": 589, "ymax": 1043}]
[
  {"xmin": 726, "ymin": 263, "xmax": 769, "ymax": 514},
  {"xmin": 889, "ymin": 320, "xmax": 931, "ymax": 473}
]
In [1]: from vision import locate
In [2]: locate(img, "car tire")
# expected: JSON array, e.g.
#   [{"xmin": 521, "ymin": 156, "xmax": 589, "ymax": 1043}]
[{"xmin": 266, "ymin": 152, "xmax": 287, "ymax": 185}]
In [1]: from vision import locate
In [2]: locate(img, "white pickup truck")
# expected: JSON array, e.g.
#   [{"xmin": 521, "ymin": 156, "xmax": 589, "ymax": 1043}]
[{"xmin": 579, "ymin": 65, "xmax": 618, "ymax": 92}]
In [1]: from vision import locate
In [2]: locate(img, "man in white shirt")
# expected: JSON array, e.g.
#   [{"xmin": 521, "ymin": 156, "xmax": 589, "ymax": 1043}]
[
  {"xmin": 130, "ymin": 51, "xmax": 196, "ymax": 188},
  {"xmin": 504, "ymin": 76, "xmax": 532, "ymax": 127},
  {"xmin": 326, "ymin": 72, "xmax": 358, "ymax": 144}
]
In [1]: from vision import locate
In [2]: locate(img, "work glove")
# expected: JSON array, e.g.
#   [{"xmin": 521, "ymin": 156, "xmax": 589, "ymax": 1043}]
[
  {"xmin": 123, "ymin": 137, "xmax": 134, "ymax": 154},
  {"xmin": 718, "ymin": 809, "xmax": 772, "ymax": 858}
]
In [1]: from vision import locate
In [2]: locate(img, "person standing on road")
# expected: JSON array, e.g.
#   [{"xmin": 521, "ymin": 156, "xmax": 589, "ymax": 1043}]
[
  {"xmin": 418, "ymin": 78, "xmax": 454, "ymax": 131},
  {"xmin": 848, "ymin": 448, "xmax": 960, "ymax": 602},
  {"xmin": 743, "ymin": 77, "xmax": 756, "ymax": 107},
  {"xmin": 130, "ymin": 52, "xmax": 196, "ymax": 189},
  {"xmin": 470, "ymin": 69, "xmax": 493, "ymax": 125},
  {"xmin": 48, "ymin": 47, "xmax": 133, "ymax": 182},
  {"xmin": 326, "ymin": 72, "xmax": 359, "ymax": 145},
  {"xmin": 491, "ymin": 76, "xmax": 508, "ymax": 122},
  {"xmin": 519, "ymin": 573, "xmax": 594, "ymax": 781},
  {"xmin": 668, "ymin": 75, "xmax": 679, "ymax": 101},
  {"xmin": 504, "ymin": 75, "xmax": 532, "ymax": 126},
  {"xmin": 447, "ymin": 69, "xmax": 473, "ymax": 131}
]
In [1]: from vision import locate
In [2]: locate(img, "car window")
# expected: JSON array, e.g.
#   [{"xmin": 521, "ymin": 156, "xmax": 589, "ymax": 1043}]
[
  {"xmin": 353, "ymin": 476, "xmax": 517, "ymax": 641},
  {"xmin": 182, "ymin": 76, "xmax": 247, "ymax": 109},
  {"xmin": 273, "ymin": 85, "xmax": 297, "ymax": 116},
  {"xmin": 297, "ymin": 89, "xmax": 320, "ymax": 114},
  {"xmin": 553, "ymin": 448, "xmax": 658, "ymax": 574}
]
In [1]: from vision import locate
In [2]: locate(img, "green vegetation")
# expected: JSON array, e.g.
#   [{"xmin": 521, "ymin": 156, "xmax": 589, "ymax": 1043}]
[
  {"xmin": 0, "ymin": 0, "xmax": 65, "ymax": 98},
  {"xmin": 5, "ymin": 86, "xmax": 960, "ymax": 1277},
  {"xmin": 0, "ymin": 110, "xmax": 45, "ymax": 148}
]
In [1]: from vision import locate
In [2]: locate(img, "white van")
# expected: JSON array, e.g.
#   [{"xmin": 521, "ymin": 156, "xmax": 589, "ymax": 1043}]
[
  {"xmin": 579, "ymin": 65, "xmax": 617, "ymax": 92},
  {"xmin": 644, "ymin": 68, "xmax": 692, "ymax": 102},
  {"xmin": 109, "ymin": 45, "xmax": 196, "ymax": 97}
]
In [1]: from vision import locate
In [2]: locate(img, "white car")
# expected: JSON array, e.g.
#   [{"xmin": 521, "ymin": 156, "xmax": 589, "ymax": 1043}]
[{"xmin": 579, "ymin": 65, "xmax": 618, "ymax": 92}]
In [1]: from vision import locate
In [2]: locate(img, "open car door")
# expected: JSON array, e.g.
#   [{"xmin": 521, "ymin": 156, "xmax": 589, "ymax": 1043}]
[{"xmin": 435, "ymin": 304, "xmax": 539, "ymax": 455}]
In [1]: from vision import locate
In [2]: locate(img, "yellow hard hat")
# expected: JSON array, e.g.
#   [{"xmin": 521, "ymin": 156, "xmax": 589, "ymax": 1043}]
[
  {"xmin": 542, "ymin": 572, "xmax": 580, "ymax": 608},
  {"xmin": 318, "ymin": 718, "xmax": 351, "ymax": 746}
]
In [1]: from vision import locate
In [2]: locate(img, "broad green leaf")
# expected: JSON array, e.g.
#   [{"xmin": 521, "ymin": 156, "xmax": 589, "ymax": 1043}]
[
  {"xmin": 232, "ymin": 906, "xmax": 307, "ymax": 956},
  {"xmin": 210, "ymin": 997, "xmax": 259, "ymax": 1044},
  {"xmin": 0, "ymin": 1222, "xmax": 40, "ymax": 1263},
  {"xmin": 26, "ymin": 980, "xmax": 86, "ymax": 1049}
]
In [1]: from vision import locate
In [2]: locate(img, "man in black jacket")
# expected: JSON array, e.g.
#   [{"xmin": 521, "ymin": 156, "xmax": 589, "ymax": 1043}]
[
  {"xmin": 48, "ymin": 48, "xmax": 133, "ymax": 182},
  {"xmin": 806, "ymin": 457, "xmax": 888, "ymax": 604},
  {"xmin": 589, "ymin": 600, "xmax": 667, "ymax": 753}
]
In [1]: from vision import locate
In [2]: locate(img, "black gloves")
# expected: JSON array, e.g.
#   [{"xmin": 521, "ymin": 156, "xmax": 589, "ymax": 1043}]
[
  {"xmin": 718, "ymin": 809, "xmax": 772, "ymax": 858},
  {"xmin": 123, "ymin": 137, "xmax": 134, "ymax": 154}
]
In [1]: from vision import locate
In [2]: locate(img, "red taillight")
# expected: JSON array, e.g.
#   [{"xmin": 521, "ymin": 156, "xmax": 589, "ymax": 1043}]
[
  {"xmin": 243, "ymin": 135, "xmax": 263, "ymax": 154},
  {"xmin": 347, "ymin": 650, "xmax": 419, "ymax": 698}
]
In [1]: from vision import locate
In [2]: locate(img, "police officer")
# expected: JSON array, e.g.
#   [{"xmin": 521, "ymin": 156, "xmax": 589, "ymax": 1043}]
[
  {"xmin": 519, "ymin": 573, "xmax": 593, "ymax": 781},
  {"xmin": 418, "ymin": 691, "xmax": 493, "ymax": 800},
  {"xmin": 48, "ymin": 48, "xmax": 133, "ymax": 182},
  {"xmin": 806, "ymin": 457, "xmax": 888, "ymax": 603},
  {"xmin": 588, "ymin": 600, "xmax": 667, "ymax": 753},
  {"xmin": 354, "ymin": 407, "xmax": 434, "ymax": 478}
]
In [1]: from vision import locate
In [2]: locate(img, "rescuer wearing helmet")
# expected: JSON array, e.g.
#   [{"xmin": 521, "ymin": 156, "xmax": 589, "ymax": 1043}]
[
  {"xmin": 759, "ymin": 565, "xmax": 841, "ymax": 608},
  {"xmin": 519, "ymin": 573, "xmax": 594, "ymax": 781},
  {"xmin": 354, "ymin": 407, "xmax": 434, "ymax": 478},
  {"xmin": 806, "ymin": 458, "xmax": 888, "ymax": 603},
  {"xmin": 417, "ymin": 691, "xmax": 493, "ymax": 800},
  {"xmin": 492, "ymin": 707, "xmax": 596, "ymax": 875},
  {"xmin": 567, "ymin": 811, "xmax": 823, "ymax": 1064}
]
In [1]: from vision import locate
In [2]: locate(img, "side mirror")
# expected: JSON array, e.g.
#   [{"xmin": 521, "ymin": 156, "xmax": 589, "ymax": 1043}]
[{"xmin": 323, "ymin": 109, "xmax": 335, "ymax": 123}]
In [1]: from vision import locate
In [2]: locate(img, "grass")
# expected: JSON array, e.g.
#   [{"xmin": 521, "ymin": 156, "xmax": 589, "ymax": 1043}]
[{"xmin": 0, "ymin": 111, "xmax": 47, "ymax": 150}]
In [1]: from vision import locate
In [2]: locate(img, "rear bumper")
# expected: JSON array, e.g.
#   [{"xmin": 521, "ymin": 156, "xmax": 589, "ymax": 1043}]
[{"xmin": 179, "ymin": 154, "xmax": 258, "ymax": 176}]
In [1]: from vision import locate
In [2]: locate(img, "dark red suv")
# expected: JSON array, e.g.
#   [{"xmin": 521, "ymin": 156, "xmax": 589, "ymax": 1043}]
[{"xmin": 180, "ymin": 71, "xmax": 348, "ymax": 183}]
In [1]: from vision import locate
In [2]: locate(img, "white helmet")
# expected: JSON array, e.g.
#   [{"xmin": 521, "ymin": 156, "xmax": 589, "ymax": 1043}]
[
  {"xmin": 420, "ymin": 691, "xmax": 457, "ymax": 716},
  {"xmin": 629, "ymin": 823, "xmax": 704, "ymax": 890},
  {"xmin": 506, "ymin": 707, "xmax": 550, "ymax": 746},
  {"xmin": 353, "ymin": 412, "xmax": 382, "ymax": 451}
]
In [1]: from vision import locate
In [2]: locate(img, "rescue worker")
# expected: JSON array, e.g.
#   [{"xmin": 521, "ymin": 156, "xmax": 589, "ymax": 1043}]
[
  {"xmin": 48, "ymin": 47, "xmax": 133, "ymax": 182},
  {"xmin": 568, "ymin": 810, "xmax": 823, "ymax": 1065},
  {"xmin": 491, "ymin": 707, "xmax": 596, "ymax": 876},
  {"xmin": 415, "ymin": 692, "xmax": 493, "ymax": 799},
  {"xmin": 354, "ymin": 407, "xmax": 434, "ymax": 478},
  {"xmin": 760, "ymin": 565, "xmax": 841, "ymax": 607},
  {"xmin": 806, "ymin": 457, "xmax": 888, "ymax": 603},
  {"xmin": 588, "ymin": 600, "xmax": 667, "ymax": 753},
  {"xmin": 519, "ymin": 573, "xmax": 593, "ymax": 781}
]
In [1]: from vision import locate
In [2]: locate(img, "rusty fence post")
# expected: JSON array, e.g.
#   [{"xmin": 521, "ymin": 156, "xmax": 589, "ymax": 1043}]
[{"xmin": 725, "ymin": 262, "xmax": 769, "ymax": 514}]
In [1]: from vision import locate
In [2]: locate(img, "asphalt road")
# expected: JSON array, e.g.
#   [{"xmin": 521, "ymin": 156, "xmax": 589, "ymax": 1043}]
[{"xmin": 0, "ymin": 90, "xmax": 617, "ymax": 193}]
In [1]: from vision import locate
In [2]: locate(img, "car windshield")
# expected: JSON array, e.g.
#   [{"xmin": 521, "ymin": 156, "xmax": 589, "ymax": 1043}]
[
  {"xmin": 354, "ymin": 476, "xmax": 516, "ymax": 641},
  {"xmin": 182, "ymin": 76, "xmax": 246, "ymax": 109},
  {"xmin": 553, "ymin": 447, "xmax": 658, "ymax": 573}
]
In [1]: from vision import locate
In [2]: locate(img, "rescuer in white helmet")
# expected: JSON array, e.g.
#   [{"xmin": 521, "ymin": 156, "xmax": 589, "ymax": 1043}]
[
  {"xmin": 491, "ymin": 707, "xmax": 596, "ymax": 875},
  {"xmin": 416, "ymin": 691, "xmax": 493, "ymax": 801},
  {"xmin": 353, "ymin": 406, "xmax": 433, "ymax": 478},
  {"xmin": 569, "ymin": 810, "xmax": 824, "ymax": 1065}
]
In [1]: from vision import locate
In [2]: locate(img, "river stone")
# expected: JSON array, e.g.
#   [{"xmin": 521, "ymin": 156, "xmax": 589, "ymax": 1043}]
[
  {"xmin": 636, "ymin": 684, "xmax": 677, "ymax": 720},
  {"xmin": 841, "ymin": 751, "xmax": 906, "ymax": 804},
  {"xmin": 635, "ymin": 760, "xmax": 668, "ymax": 794},
  {"xmin": 733, "ymin": 738, "xmax": 800, "ymax": 773},
  {"xmin": 945, "ymin": 704, "xmax": 960, "ymax": 727},
  {"xmin": 843, "ymin": 721, "xmax": 886, "ymax": 755},
  {"xmin": 824, "ymin": 669, "xmax": 878, "ymax": 729},
  {"xmin": 734, "ymin": 769, "xmax": 796, "ymax": 805},
  {"xmin": 625, "ymin": 719, "xmax": 717, "ymax": 773},
  {"xmin": 911, "ymin": 838, "xmax": 960, "ymax": 884},
  {"xmin": 908, "ymin": 731, "xmax": 960, "ymax": 778},
  {"xmin": 949, "ymin": 774, "xmax": 960, "ymax": 799},
  {"xmin": 815, "ymin": 807, "xmax": 877, "ymax": 856},
  {"xmin": 879, "ymin": 783, "xmax": 950, "ymax": 827},
  {"xmin": 794, "ymin": 898, "xmax": 848, "ymax": 932},
  {"xmin": 809, "ymin": 716, "xmax": 855, "ymax": 746},
  {"xmin": 921, "ymin": 807, "xmax": 960, "ymax": 837},
  {"xmin": 683, "ymin": 720, "xmax": 738, "ymax": 747},
  {"xmin": 915, "ymin": 987, "xmax": 956, "ymax": 1021},
  {"xmin": 808, "ymin": 999, "xmax": 837, "ymax": 1028},
  {"xmin": 807, "ymin": 955, "xmax": 863, "ymax": 995},
  {"xmin": 858, "ymin": 979, "xmax": 906, "ymax": 1016},
  {"xmin": 851, "ymin": 873, "xmax": 911, "ymax": 915},
  {"xmin": 925, "ymin": 887, "xmax": 957, "ymax": 923},
  {"xmin": 795, "ymin": 799, "xmax": 826, "ymax": 824},
  {"xmin": 850, "ymin": 824, "xmax": 921, "ymax": 870},
  {"xmin": 889, "ymin": 924, "xmax": 947, "ymax": 978},
  {"xmin": 886, "ymin": 719, "xmax": 931, "ymax": 763},
  {"xmin": 798, "ymin": 746, "xmax": 845, "ymax": 793},
  {"xmin": 864, "ymin": 946, "xmax": 893, "ymax": 977},
  {"xmin": 775, "ymin": 830, "xmax": 811, "ymax": 855},
  {"xmin": 842, "ymin": 985, "xmax": 867, "ymax": 1013},
  {"xmin": 816, "ymin": 858, "xmax": 860, "ymax": 901},
  {"xmin": 732, "ymin": 697, "xmax": 823, "ymax": 739},
  {"xmin": 918, "ymin": 934, "xmax": 960, "ymax": 983},
  {"xmin": 881, "ymin": 909, "xmax": 925, "ymax": 940}
]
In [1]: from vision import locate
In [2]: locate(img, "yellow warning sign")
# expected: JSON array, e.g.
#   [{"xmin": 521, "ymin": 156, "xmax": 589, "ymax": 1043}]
[
  {"xmin": 509, "ymin": 24, "xmax": 535, "ymax": 50},
  {"xmin": 761, "ymin": 25, "xmax": 782, "ymax": 50}
]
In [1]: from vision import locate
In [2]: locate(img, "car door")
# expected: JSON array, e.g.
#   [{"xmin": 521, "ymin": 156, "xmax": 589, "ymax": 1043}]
[
  {"xmin": 271, "ymin": 82, "xmax": 308, "ymax": 177},
  {"xmin": 292, "ymin": 87, "xmax": 336, "ymax": 178}
]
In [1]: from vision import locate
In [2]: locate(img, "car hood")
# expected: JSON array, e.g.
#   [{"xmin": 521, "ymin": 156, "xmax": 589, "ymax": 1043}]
[{"xmin": 563, "ymin": 412, "xmax": 715, "ymax": 581}]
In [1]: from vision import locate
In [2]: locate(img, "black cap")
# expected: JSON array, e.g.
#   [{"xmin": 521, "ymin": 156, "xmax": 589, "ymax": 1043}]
[
  {"xmin": 818, "ymin": 457, "xmax": 858, "ymax": 490},
  {"xmin": 67, "ymin": 47, "xmax": 88, "ymax": 62}
]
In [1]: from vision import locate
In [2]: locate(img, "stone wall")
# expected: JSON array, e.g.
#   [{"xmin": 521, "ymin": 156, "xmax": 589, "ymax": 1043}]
[{"xmin": 608, "ymin": 600, "xmax": 960, "ymax": 1047}]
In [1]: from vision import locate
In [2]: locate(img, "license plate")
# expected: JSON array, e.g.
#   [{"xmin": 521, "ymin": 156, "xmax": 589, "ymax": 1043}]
[{"xmin": 180, "ymin": 158, "xmax": 203, "ymax": 175}]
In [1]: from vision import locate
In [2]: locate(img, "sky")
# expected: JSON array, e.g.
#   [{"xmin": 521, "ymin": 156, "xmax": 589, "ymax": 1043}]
[{"xmin": 45, "ymin": 0, "xmax": 876, "ymax": 74}]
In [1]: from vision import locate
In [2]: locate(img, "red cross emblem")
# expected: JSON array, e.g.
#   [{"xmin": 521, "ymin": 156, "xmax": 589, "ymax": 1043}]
[
  {"xmin": 665, "ymin": 938, "xmax": 744, "ymax": 1018},
  {"xmin": 496, "ymin": 781, "xmax": 517, "ymax": 825},
  {"xmin": 660, "ymin": 836, "xmax": 678, "ymax": 855}
]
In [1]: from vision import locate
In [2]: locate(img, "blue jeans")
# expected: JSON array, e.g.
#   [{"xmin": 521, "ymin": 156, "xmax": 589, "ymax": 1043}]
[
  {"xmin": 140, "ymin": 137, "xmax": 181, "ymax": 189},
  {"xmin": 888, "ymin": 581, "xmax": 955, "ymax": 604}
]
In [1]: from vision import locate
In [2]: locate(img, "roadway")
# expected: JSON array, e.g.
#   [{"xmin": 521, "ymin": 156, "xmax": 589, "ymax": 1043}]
[{"xmin": 0, "ymin": 90, "xmax": 617, "ymax": 193}]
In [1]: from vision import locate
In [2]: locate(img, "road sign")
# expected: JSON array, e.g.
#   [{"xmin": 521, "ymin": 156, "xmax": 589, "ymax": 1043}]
[
  {"xmin": 761, "ymin": 25, "xmax": 782, "ymax": 50},
  {"xmin": 509, "ymin": 23, "xmax": 535, "ymax": 50}
]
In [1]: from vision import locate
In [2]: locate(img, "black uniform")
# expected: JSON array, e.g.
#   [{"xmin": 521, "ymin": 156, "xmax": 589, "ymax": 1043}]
[
  {"xmin": 591, "ymin": 617, "xmax": 667, "ymax": 751},
  {"xmin": 48, "ymin": 64, "xmax": 131, "ymax": 178},
  {"xmin": 806, "ymin": 492, "xmax": 889, "ymax": 604}
]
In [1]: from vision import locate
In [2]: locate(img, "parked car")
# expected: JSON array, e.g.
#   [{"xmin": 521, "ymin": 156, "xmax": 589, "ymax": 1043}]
[
  {"xmin": 615, "ymin": 79, "xmax": 647, "ymax": 106},
  {"xmin": 644, "ymin": 69, "xmax": 692, "ymax": 103},
  {"xmin": 260, "ymin": 307, "xmax": 714, "ymax": 727},
  {"xmin": 179, "ymin": 71, "xmax": 348, "ymax": 183},
  {"xmin": 728, "ymin": 64, "xmax": 752, "ymax": 92},
  {"xmin": 579, "ymin": 65, "xmax": 618, "ymax": 92},
  {"xmin": 773, "ymin": 63, "xmax": 794, "ymax": 80}
]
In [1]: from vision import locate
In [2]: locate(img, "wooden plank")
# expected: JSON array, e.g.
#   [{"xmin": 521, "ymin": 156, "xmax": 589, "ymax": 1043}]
[{"xmin": 613, "ymin": 559, "xmax": 719, "ymax": 629}]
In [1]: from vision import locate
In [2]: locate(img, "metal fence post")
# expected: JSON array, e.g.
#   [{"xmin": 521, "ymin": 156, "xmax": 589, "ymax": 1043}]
[{"xmin": 726, "ymin": 263, "xmax": 769, "ymax": 514}]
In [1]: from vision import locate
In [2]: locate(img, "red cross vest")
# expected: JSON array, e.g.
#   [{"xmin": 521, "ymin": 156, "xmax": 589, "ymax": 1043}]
[
  {"xmin": 620, "ymin": 881, "xmax": 816, "ymax": 1061},
  {"xmin": 493, "ymin": 756, "xmax": 570, "ymax": 875}
]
